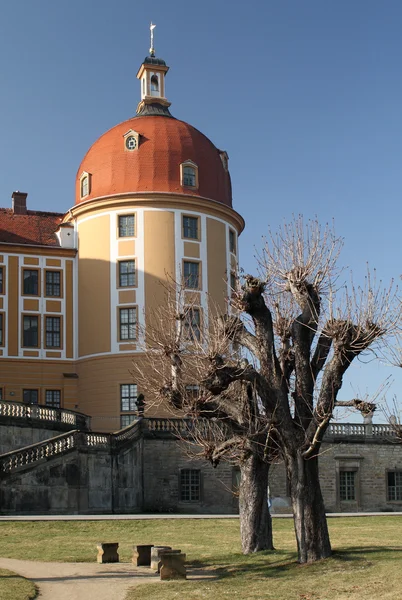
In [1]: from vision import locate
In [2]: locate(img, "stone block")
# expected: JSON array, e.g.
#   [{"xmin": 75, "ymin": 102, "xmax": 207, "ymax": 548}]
[
  {"xmin": 97, "ymin": 542, "xmax": 119, "ymax": 563},
  {"xmin": 132, "ymin": 544, "xmax": 154, "ymax": 566},
  {"xmin": 160, "ymin": 552, "xmax": 187, "ymax": 580},
  {"xmin": 150, "ymin": 546, "xmax": 178, "ymax": 571}
]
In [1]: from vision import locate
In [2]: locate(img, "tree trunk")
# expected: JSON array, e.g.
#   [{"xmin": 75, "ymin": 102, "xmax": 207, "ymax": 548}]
[
  {"xmin": 288, "ymin": 453, "xmax": 331, "ymax": 563},
  {"xmin": 238, "ymin": 453, "xmax": 274, "ymax": 553}
]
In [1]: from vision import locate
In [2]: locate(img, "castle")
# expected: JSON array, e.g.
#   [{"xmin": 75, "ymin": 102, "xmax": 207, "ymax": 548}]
[{"xmin": 0, "ymin": 41, "xmax": 401, "ymax": 515}]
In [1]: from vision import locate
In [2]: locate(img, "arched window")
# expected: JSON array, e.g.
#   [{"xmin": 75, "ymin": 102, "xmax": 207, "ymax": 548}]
[{"xmin": 151, "ymin": 74, "xmax": 159, "ymax": 96}]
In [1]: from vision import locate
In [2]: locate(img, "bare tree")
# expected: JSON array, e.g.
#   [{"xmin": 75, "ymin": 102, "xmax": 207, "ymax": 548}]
[
  {"xmin": 134, "ymin": 285, "xmax": 274, "ymax": 554},
  {"xmin": 135, "ymin": 218, "xmax": 399, "ymax": 563}
]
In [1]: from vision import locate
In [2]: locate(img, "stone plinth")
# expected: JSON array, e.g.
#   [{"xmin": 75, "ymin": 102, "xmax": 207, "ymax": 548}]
[
  {"xmin": 132, "ymin": 544, "xmax": 154, "ymax": 566},
  {"xmin": 160, "ymin": 552, "xmax": 187, "ymax": 580},
  {"xmin": 97, "ymin": 542, "xmax": 119, "ymax": 563}
]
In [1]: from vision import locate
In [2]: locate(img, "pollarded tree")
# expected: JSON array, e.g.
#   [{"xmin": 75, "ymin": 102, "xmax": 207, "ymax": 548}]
[
  {"xmin": 136, "ymin": 218, "xmax": 399, "ymax": 563},
  {"xmin": 134, "ymin": 285, "xmax": 275, "ymax": 554}
]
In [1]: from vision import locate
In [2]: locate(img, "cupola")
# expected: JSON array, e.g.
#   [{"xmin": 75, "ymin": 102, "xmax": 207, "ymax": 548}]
[{"xmin": 136, "ymin": 24, "xmax": 171, "ymax": 117}]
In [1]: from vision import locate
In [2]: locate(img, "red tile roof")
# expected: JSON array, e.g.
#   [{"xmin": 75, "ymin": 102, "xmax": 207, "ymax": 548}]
[
  {"xmin": 0, "ymin": 209, "xmax": 63, "ymax": 247},
  {"xmin": 76, "ymin": 115, "xmax": 232, "ymax": 207}
]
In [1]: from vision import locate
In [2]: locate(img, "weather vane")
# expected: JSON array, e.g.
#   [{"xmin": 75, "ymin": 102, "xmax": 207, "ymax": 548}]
[{"xmin": 150, "ymin": 22, "xmax": 156, "ymax": 57}]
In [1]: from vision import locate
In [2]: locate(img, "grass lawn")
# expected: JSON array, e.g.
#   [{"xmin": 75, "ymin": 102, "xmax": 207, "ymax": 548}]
[
  {"xmin": 0, "ymin": 517, "xmax": 401, "ymax": 599},
  {"xmin": 0, "ymin": 569, "xmax": 37, "ymax": 600}
]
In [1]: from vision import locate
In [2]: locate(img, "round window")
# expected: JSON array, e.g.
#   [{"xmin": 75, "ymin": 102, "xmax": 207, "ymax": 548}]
[{"xmin": 126, "ymin": 136, "xmax": 137, "ymax": 150}]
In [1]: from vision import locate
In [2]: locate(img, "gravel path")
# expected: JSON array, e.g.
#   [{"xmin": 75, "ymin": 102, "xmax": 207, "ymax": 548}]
[{"xmin": 0, "ymin": 557, "xmax": 160, "ymax": 600}]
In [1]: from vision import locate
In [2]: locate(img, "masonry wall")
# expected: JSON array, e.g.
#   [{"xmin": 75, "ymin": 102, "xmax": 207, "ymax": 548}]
[
  {"xmin": 267, "ymin": 440, "xmax": 402, "ymax": 513},
  {"xmin": 0, "ymin": 422, "xmax": 73, "ymax": 454},
  {"xmin": 143, "ymin": 437, "xmax": 237, "ymax": 514},
  {"xmin": 0, "ymin": 439, "xmax": 143, "ymax": 515}
]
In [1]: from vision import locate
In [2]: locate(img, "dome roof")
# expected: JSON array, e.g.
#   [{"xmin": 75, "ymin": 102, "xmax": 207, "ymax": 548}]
[{"xmin": 75, "ymin": 115, "xmax": 232, "ymax": 207}]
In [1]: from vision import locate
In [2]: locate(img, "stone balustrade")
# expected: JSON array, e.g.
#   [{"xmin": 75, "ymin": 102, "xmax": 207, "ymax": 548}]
[{"xmin": 0, "ymin": 400, "xmax": 91, "ymax": 431}]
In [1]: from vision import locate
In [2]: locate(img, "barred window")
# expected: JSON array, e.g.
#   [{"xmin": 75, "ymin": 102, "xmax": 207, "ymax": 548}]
[
  {"xmin": 0, "ymin": 267, "xmax": 3, "ymax": 293},
  {"xmin": 45, "ymin": 390, "xmax": 61, "ymax": 408},
  {"xmin": 184, "ymin": 307, "xmax": 201, "ymax": 341},
  {"xmin": 339, "ymin": 471, "xmax": 356, "ymax": 501},
  {"xmin": 119, "ymin": 261, "xmax": 136, "ymax": 287},
  {"xmin": 23, "ymin": 315, "xmax": 38, "ymax": 347},
  {"xmin": 387, "ymin": 471, "xmax": 402, "ymax": 501},
  {"xmin": 46, "ymin": 317, "xmax": 61, "ymax": 348},
  {"xmin": 23, "ymin": 270, "xmax": 39, "ymax": 295},
  {"xmin": 23, "ymin": 389, "xmax": 39, "ymax": 404},
  {"xmin": 46, "ymin": 271, "xmax": 61, "ymax": 297},
  {"xmin": 180, "ymin": 469, "xmax": 200, "ymax": 502},
  {"xmin": 119, "ymin": 307, "xmax": 137, "ymax": 341},
  {"xmin": 183, "ymin": 261, "xmax": 200, "ymax": 289},
  {"xmin": 118, "ymin": 215, "xmax": 135, "ymax": 237},
  {"xmin": 120, "ymin": 384, "xmax": 138, "ymax": 412},
  {"xmin": 183, "ymin": 216, "xmax": 198, "ymax": 240}
]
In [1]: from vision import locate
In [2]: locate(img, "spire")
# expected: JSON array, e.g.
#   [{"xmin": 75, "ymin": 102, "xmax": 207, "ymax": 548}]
[
  {"xmin": 150, "ymin": 22, "xmax": 156, "ymax": 57},
  {"xmin": 136, "ymin": 26, "xmax": 172, "ymax": 117}
]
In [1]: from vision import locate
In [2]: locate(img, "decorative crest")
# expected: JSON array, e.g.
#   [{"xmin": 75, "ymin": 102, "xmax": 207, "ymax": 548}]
[{"xmin": 150, "ymin": 22, "xmax": 156, "ymax": 57}]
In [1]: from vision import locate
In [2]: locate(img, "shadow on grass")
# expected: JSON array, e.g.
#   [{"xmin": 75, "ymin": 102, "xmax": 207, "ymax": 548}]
[{"xmin": 191, "ymin": 544, "xmax": 402, "ymax": 583}]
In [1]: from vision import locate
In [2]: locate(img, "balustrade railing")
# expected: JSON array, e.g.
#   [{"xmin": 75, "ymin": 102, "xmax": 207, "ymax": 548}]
[
  {"xmin": 0, "ymin": 400, "xmax": 90, "ymax": 431},
  {"xmin": 326, "ymin": 422, "xmax": 396, "ymax": 437},
  {"xmin": 0, "ymin": 418, "xmax": 143, "ymax": 476}
]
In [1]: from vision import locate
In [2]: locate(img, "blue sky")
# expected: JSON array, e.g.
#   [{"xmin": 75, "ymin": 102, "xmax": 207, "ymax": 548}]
[{"xmin": 1, "ymin": 0, "xmax": 402, "ymax": 419}]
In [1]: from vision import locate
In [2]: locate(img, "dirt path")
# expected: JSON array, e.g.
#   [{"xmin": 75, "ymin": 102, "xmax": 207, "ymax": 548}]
[{"xmin": 0, "ymin": 557, "xmax": 159, "ymax": 600}]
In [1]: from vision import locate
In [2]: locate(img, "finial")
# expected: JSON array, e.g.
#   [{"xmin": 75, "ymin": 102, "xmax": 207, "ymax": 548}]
[{"xmin": 150, "ymin": 22, "xmax": 156, "ymax": 57}]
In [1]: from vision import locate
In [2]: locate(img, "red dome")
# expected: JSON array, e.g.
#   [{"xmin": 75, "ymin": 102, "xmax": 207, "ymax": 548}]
[{"xmin": 75, "ymin": 115, "xmax": 232, "ymax": 207}]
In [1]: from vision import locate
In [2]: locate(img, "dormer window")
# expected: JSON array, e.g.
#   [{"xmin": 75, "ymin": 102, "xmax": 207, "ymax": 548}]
[
  {"xmin": 123, "ymin": 129, "xmax": 140, "ymax": 152},
  {"xmin": 180, "ymin": 161, "xmax": 198, "ymax": 189},
  {"xmin": 80, "ymin": 172, "xmax": 91, "ymax": 199},
  {"xmin": 151, "ymin": 74, "xmax": 159, "ymax": 95}
]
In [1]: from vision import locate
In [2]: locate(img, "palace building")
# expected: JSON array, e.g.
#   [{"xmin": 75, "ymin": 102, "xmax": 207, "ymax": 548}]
[
  {"xmin": 0, "ymin": 47, "xmax": 244, "ymax": 432},
  {"xmin": 1, "ymin": 43, "xmax": 402, "ymax": 517}
]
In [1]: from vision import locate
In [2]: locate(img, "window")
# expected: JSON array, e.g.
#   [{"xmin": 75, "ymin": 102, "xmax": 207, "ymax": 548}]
[
  {"xmin": 180, "ymin": 469, "xmax": 201, "ymax": 502},
  {"xmin": 183, "ymin": 216, "xmax": 199, "ymax": 240},
  {"xmin": 45, "ymin": 390, "xmax": 61, "ymax": 408},
  {"xmin": 183, "ymin": 261, "xmax": 200, "ymax": 289},
  {"xmin": 0, "ymin": 388, "xmax": 2, "ymax": 400},
  {"xmin": 230, "ymin": 272, "xmax": 237, "ymax": 293},
  {"xmin": 180, "ymin": 161, "xmax": 198, "ymax": 189},
  {"xmin": 387, "ymin": 471, "xmax": 402, "ymax": 501},
  {"xmin": 151, "ymin": 73, "xmax": 159, "ymax": 94},
  {"xmin": 23, "ymin": 316, "xmax": 39, "ymax": 347},
  {"xmin": 183, "ymin": 166, "xmax": 196, "ymax": 187},
  {"xmin": 121, "ymin": 414, "xmax": 137, "ymax": 428},
  {"xmin": 81, "ymin": 176, "xmax": 89, "ymax": 198},
  {"xmin": 0, "ymin": 313, "xmax": 3, "ymax": 345},
  {"xmin": 119, "ymin": 307, "xmax": 137, "ymax": 341},
  {"xmin": 339, "ymin": 471, "xmax": 356, "ymax": 501},
  {"xmin": 229, "ymin": 230, "xmax": 236, "ymax": 254},
  {"xmin": 23, "ymin": 389, "xmax": 39, "ymax": 404},
  {"xmin": 119, "ymin": 260, "xmax": 136, "ymax": 287},
  {"xmin": 118, "ymin": 215, "xmax": 135, "ymax": 237},
  {"xmin": 45, "ymin": 317, "xmax": 61, "ymax": 348},
  {"xmin": 0, "ymin": 266, "xmax": 3, "ymax": 293},
  {"xmin": 120, "ymin": 384, "xmax": 138, "ymax": 411},
  {"xmin": 23, "ymin": 270, "xmax": 39, "ymax": 295},
  {"xmin": 184, "ymin": 307, "xmax": 201, "ymax": 341},
  {"xmin": 46, "ymin": 271, "xmax": 61, "ymax": 297}
]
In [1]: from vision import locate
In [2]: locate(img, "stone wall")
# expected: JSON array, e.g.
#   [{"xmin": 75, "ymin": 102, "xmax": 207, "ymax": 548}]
[
  {"xmin": 267, "ymin": 439, "xmax": 402, "ymax": 513},
  {"xmin": 142, "ymin": 437, "xmax": 236, "ymax": 513},
  {"xmin": 0, "ymin": 432, "xmax": 143, "ymax": 515}
]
